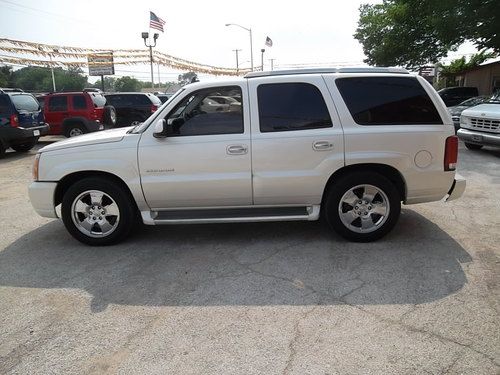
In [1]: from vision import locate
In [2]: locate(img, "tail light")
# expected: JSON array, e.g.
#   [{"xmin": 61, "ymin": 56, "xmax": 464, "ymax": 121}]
[
  {"xmin": 444, "ymin": 136, "xmax": 458, "ymax": 171},
  {"xmin": 10, "ymin": 114, "xmax": 19, "ymax": 127},
  {"xmin": 151, "ymin": 105, "xmax": 158, "ymax": 113}
]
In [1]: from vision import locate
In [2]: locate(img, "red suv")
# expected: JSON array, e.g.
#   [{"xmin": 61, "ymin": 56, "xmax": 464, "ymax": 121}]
[{"xmin": 40, "ymin": 92, "xmax": 116, "ymax": 137}]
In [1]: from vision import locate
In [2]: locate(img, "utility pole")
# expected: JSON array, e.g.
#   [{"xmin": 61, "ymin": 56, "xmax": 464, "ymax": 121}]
[
  {"xmin": 142, "ymin": 32, "xmax": 159, "ymax": 89},
  {"xmin": 261, "ymin": 49, "xmax": 265, "ymax": 71},
  {"xmin": 232, "ymin": 49, "xmax": 241, "ymax": 75},
  {"xmin": 269, "ymin": 58, "xmax": 275, "ymax": 71}
]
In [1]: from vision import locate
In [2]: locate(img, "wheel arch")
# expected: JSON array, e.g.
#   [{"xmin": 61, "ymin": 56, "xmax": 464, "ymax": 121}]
[
  {"xmin": 321, "ymin": 163, "xmax": 407, "ymax": 205},
  {"xmin": 54, "ymin": 170, "xmax": 139, "ymax": 213}
]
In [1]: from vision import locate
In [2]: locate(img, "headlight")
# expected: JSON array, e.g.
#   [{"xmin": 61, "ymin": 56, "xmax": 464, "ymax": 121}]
[{"xmin": 32, "ymin": 153, "xmax": 40, "ymax": 181}]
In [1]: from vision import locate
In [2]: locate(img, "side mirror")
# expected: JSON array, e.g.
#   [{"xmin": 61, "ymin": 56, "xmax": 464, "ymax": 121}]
[{"xmin": 153, "ymin": 119, "xmax": 168, "ymax": 138}]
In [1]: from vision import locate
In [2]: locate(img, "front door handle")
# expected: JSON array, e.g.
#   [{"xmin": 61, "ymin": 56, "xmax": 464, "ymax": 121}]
[
  {"xmin": 313, "ymin": 140, "xmax": 333, "ymax": 151},
  {"xmin": 227, "ymin": 144, "xmax": 248, "ymax": 155}
]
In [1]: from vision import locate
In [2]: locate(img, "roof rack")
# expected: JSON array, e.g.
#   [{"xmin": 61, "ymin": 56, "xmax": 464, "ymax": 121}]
[
  {"xmin": 244, "ymin": 67, "xmax": 409, "ymax": 78},
  {"xmin": 0, "ymin": 88, "xmax": 25, "ymax": 93}
]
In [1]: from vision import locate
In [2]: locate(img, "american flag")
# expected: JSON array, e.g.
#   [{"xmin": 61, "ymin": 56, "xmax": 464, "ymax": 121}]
[{"xmin": 150, "ymin": 11, "xmax": 166, "ymax": 32}]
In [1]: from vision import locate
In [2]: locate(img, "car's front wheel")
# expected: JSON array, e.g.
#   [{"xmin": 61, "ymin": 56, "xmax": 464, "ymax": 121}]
[
  {"xmin": 61, "ymin": 177, "xmax": 136, "ymax": 245},
  {"xmin": 324, "ymin": 171, "xmax": 401, "ymax": 242}
]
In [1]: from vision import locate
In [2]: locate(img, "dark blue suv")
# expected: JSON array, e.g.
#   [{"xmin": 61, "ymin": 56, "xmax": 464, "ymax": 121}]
[{"xmin": 0, "ymin": 88, "xmax": 50, "ymax": 157}]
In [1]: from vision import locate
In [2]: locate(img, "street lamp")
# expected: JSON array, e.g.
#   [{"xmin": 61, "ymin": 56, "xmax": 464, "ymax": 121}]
[
  {"xmin": 38, "ymin": 46, "xmax": 57, "ymax": 91},
  {"xmin": 232, "ymin": 49, "xmax": 241, "ymax": 75},
  {"xmin": 225, "ymin": 23, "xmax": 253, "ymax": 72},
  {"xmin": 142, "ymin": 32, "xmax": 159, "ymax": 88}
]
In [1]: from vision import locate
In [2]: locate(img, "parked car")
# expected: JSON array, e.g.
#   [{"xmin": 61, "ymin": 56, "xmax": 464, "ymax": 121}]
[
  {"xmin": 0, "ymin": 88, "xmax": 49, "ymax": 157},
  {"xmin": 457, "ymin": 92, "xmax": 500, "ymax": 150},
  {"xmin": 438, "ymin": 86, "xmax": 479, "ymax": 107},
  {"xmin": 448, "ymin": 96, "xmax": 489, "ymax": 131},
  {"xmin": 104, "ymin": 93, "xmax": 162, "ymax": 127},
  {"xmin": 155, "ymin": 93, "xmax": 172, "ymax": 104},
  {"xmin": 29, "ymin": 67, "xmax": 465, "ymax": 246},
  {"xmin": 41, "ymin": 91, "xmax": 116, "ymax": 137}
]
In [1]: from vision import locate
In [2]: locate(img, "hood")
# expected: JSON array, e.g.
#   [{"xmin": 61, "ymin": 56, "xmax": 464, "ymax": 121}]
[
  {"xmin": 448, "ymin": 105, "xmax": 467, "ymax": 116},
  {"xmin": 40, "ymin": 126, "xmax": 133, "ymax": 153},
  {"xmin": 462, "ymin": 103, "xmax": 500, "ymax": 118}
]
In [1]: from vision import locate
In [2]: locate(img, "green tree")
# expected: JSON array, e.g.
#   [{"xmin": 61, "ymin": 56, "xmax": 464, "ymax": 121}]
[
  {"xmin": 0, "ymin": 66, "xmax": 13, "ymax": 87},
  {"xmin": 114, "ymin": 76, "xmax": 142, "ymax": 92},
  {"xmin": 10, "ymin": 66, "xmax": 87, "ymax": 91},
  {"xmin": 178, "ymin": 72, "xmax": 198, "ymax": 86},
  {"xmin": 354, "ymin": 0, "xmax": 499, "ymax": 69}
]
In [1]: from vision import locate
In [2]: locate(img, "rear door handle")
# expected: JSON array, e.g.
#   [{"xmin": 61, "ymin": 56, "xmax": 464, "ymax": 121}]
[
  {"xmin": 313, "ymin": 141, "xmax": 333, "ymax": 151},
  {"xmin": 227, "ymin": 144, "xmax": 248, "ymax": 155}
]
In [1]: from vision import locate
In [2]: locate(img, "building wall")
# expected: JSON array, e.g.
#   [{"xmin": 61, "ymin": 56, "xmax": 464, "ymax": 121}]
[{"xmin": 464, "ymin": 63, "xmax": 500, "ymax": 95}]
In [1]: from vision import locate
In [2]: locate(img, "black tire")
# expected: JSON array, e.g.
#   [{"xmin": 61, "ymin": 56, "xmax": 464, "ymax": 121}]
[
  {"xmin": 464, "ymin": 142, "xmax": 483, "ymax": 150},
  {"xmin": 324, "ymin": 171, "xmax": 401, "ymax": 242},
  {"xmin": 0, "ymin": 142, "xmax": 6, "ymax": 159},
  {"xmin": 64, "ymin": 123, "xmax": 86, "ymax": 138},
  {"xmin": 103, "ymin": 105, "xmax": 117, "ymax": 127},
  {"xmin": 61, "ymin": 177, "xmax": 136, "ymax": 246},
  {"xmin": 11, "ymin": 137, "xmax": 38, "ymax": 152}
]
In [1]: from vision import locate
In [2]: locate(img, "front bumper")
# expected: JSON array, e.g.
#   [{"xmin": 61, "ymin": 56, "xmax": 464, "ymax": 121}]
[
  {"xmin": 446, "ymin": 173, "xmax": 466, "ymax": 202},
  {"xmin": 457, "ymin": 128, "xmax": 500, "ymax": 147},
  {"xmin": 28, "ymin": 181, "xmax": 58, "ymax": 218}
]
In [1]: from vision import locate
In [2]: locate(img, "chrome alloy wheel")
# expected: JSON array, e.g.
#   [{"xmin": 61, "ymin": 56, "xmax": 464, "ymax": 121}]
[
  {"xmin": 71, "ymin": 190, "xmax": 120, "ymax": 238},
  {"xmin": 338, "ymin": 184, "xmax": 390, "ymax": 234},
  {"xmin": 69, "ymin": 127, "xmax": 83, "ymax": 137}
]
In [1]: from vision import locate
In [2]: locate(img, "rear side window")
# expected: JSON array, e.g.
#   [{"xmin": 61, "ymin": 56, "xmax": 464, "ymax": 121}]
[
  {"xmin": 133, "ymin": 95, "xmax": 152, "ymax": 106},
  {"xmin": 10, "ymin": 94, "xmax": 40, "ymax": 112},
  {"xmin": 257, "ymin": 83, "xmax": 332, "ymax": 132},
  {"xmin": 336, "ymin": 77, "xmax": 442, "ymax": 125},
  {"xmin": 0, "ymin": 95, "xmax": 10, "ymax": 114},
  {"xmin": 72, "ymin": 95, "xmax": 87, "ymax": 110},
  {"xmin": 48, "ymin": 96, "xmax": 68, "ymax": 111}
]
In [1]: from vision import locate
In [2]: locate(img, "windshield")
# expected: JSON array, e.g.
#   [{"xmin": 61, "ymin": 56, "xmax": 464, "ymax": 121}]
[
  {"xmin": 130, "ymin": 88, "xmax": 185, "ymax": 133},
  {"xmin": 90, "ymin": 93, "xmax": 107, "ymax": 107},
  {"xmin": 10, "ymin": 94, "xmax": 40, "ymax": 112}
]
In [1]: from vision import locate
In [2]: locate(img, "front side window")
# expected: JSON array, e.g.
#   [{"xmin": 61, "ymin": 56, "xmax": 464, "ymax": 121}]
[
  {"xmin": 48, "ymin": 96, "xmax": 68, "ymax": 111},
  {"xmin": 336, "ymin": 77, "xmax": 443, "ymax": 125},
  {"xmin": 72, "ymin": 95, "xmax": 87, "ymax": 110},
  {"xmin": 165, "ymin": 86, "xmax": 243, "ymax": 136},
  {"xmin": 257, "ymin": 82, "xmax": 332, "ymax": 132}
]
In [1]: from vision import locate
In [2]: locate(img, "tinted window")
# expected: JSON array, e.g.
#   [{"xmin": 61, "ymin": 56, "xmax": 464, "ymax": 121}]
[
  {"xmin": 0, "ymin": 95, "xmax": 10, "ymax": 114},
  {"xmin": 165, "ymin": 86, "xmax": 243, "ymax": 136},
  {"xmin": 10, "ymin": 94, "xmax": 40, "ymax": 112},
  {"xmin": 48, "ymin": 96, "xmax": 68, "ymax": 111},
  {"xmin": 133, "ymin": 95, "xmax": 151, "ymax": 106},
  {"xmin": 72, "ymin": 95, "xmax": 87, "ymax": 110},
  {"xmin": 257, "ymin": 83, "xmax": 332, "ymax": 132},
  {"xmin": 336, "ymin": 77, "xmax": 442, "ymax": 125}
]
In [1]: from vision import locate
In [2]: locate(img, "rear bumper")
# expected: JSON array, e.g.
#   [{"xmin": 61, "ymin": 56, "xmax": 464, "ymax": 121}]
[
  {"xmin": 86, "ymin": 120, "xmax": 104, "ymax": 132},
  {"xmin": 457, "ymin": 128, "xmax": 500, "ymax": 147},
  {"xmin": 28, "ymin": 181, "xmax": 58, "ymax": 218},
  {"xmin": 1, "ymin": 123, "xmax": 50, "ymax": 144},
  {"xmin": 446, "ymin": 173, "xmax": 466, "ymax": 202}
]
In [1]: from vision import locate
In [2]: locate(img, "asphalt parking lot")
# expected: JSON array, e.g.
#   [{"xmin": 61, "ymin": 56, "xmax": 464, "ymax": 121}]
[{"xmin": 0, "ymin": 138, "xmax": 499, "ymax": 374}]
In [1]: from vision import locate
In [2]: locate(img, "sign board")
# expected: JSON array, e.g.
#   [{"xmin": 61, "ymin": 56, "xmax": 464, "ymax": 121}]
[
  {"xmin": 87, "ymin": 52, "xmax": 115, "ymax": 76},
  {"xmin": 419, "ymin": 66, "xmax": 436, "ymax": 77}
]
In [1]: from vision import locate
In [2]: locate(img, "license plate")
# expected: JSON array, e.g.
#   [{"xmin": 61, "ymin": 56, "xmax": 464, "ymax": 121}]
[
  {"xmin": 33, "ymin": 130, "xmax": 40, "ymax": 136},
  {"xmin": 99, "ymin": 125, "xmax": 104, "ymax": 130},
  {"xmin": 472, "ymin": 134, "xmax": 482, "ymax": 142}
]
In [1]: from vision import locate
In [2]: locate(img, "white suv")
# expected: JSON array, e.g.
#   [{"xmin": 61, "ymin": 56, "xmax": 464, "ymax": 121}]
[{"xmin": 29, "ymin": 68, "xmax": 465, "ymax": 245}]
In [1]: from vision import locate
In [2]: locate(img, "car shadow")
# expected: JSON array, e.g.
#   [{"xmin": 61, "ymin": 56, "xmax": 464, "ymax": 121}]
[{"xmin": 0, "ymin": 209, "xmax": 471, "ymax": 312}]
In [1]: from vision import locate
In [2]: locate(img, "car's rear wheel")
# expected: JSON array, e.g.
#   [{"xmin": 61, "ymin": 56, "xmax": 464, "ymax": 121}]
[
  {"xmin": 11, "ymin": 137, "xmax": 38, "ymax": 152},
  {"xmin": 61, "ymin": 177, "xmax": 136, "ymax": 246},
  {"xmin": 65, "ymin": 124, "xmax": 86, "ymax": 138},
  {"xmin": 464, "ymin": 142, "xmax": 483, "ymax": 150},
  {"xmin": 324, "ymin": 171, "xmax": 401, "ymax": 242}
]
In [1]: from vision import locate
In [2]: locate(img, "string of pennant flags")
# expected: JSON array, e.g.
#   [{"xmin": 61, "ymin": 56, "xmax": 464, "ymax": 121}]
[{"xmin": 0, "ymin": 37, "xmax": 253, "ymax": 76}]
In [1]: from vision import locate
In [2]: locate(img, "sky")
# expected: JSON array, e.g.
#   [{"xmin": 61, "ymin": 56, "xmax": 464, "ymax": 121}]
[{"xmin": 0, "ymin": 0, "xmax": 478, "ymax": 83}]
